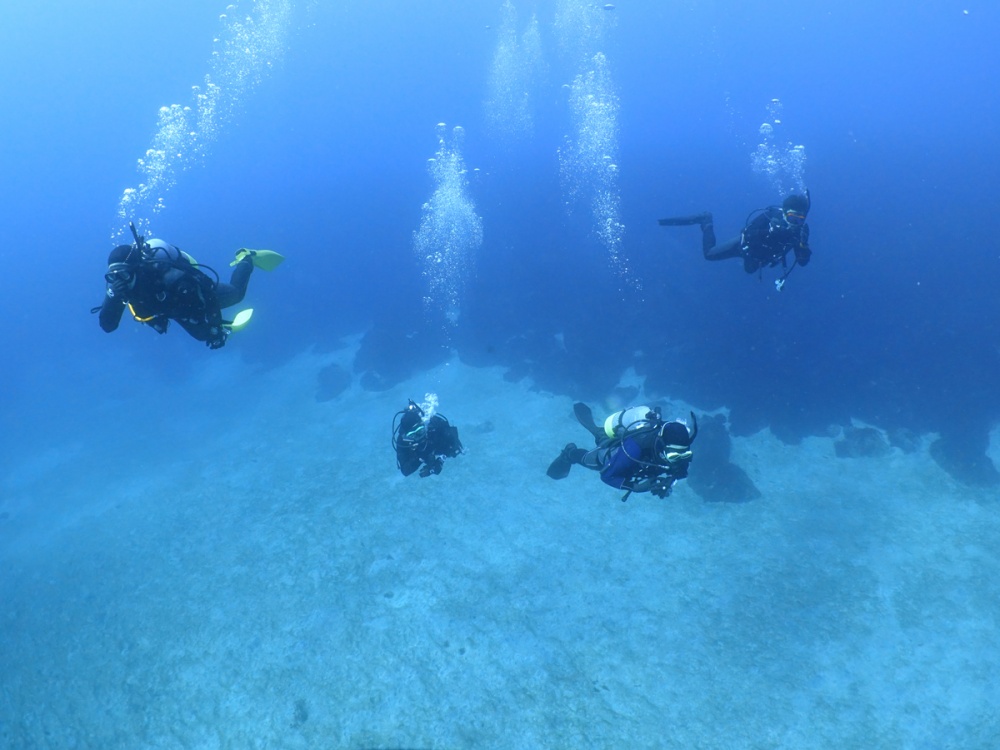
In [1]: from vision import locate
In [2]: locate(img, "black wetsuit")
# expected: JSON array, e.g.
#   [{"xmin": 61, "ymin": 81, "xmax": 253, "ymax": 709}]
[
  {"xmin": 703, "ymin": 207, "xmax": 812, "ymax": 274},
  {"xmin": 394, "ymin": 405, "xmax": 463, "ymax": 477},
  {"xmin": 99, "ymin": 241, "xmax": 252, "ymax": 348}
]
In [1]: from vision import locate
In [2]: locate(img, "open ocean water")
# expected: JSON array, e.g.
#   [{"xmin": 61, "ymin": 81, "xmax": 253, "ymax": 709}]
[{"xmin": 1, "ymin": 1, "xmax": 999, "ymax": 748}]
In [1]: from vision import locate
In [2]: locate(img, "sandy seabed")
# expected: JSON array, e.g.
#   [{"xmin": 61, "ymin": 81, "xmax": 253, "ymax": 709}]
[{"xmin": 2, "ymin": 341, "xmax": 999, "ymax": 750}]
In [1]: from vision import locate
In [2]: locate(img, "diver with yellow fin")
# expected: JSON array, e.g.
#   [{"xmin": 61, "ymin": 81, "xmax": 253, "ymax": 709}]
[{"xmin": 93, "ymin": 222, "xmax": 284, "ymax": 349}]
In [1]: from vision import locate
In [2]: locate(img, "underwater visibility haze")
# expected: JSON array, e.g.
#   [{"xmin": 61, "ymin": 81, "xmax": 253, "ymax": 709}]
[{"xmin": 1, "ymin": 0, "xmax": 1000, "ymax": 747}]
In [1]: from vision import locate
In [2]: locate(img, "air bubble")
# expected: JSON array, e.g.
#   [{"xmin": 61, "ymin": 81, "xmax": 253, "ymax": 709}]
[
  {"xmin": 114, "ymin": 0, "xmax": 292, "ymax": 241},
  {"xmin": 413, "ymin": 124, "xmax": 483, "ymax": 329}
]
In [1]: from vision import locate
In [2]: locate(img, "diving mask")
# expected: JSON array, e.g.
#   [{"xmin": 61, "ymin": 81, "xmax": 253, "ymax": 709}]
[
  {"xmin": 660, "ymin": 446, "xmax": 693, "ymax": 464},
  {"xmin": 105, "ymin": 262, "xmax": 136, "ymax": 296},
  {"xmin": 784, "ymin": 210, "xmax": 806, "ymax": 226}
]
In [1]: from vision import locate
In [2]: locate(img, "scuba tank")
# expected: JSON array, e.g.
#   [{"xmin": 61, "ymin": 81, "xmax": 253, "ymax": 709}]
[{"xmin": 603, "ymin": 406, "xmax": 657, "ymax": 439}]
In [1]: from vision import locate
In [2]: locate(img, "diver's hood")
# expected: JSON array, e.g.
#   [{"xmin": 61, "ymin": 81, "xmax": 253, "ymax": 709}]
[
  {"xmin": 658, "ymin": 412, "xmax": 698, "ymax": 448},
  {"xmin": 107, "ymin": 244, "xmax": 137, "ymax": 265}
]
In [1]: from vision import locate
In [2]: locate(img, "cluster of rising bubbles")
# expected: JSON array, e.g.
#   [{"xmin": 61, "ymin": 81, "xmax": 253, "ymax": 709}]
[
  {"xmin": 114, "ymin": 0, "xmax": 292, "ymax": 242},
  {"xmin": 558, "ymin": 52, "xmax": 631, "ymax": 286},
  {"xmin": 413, "ymin": 124, "xmax": 484, "ymax": 329},
  {"xmin": 419, "ymin": 392, "xmax": 439, "ymax": 421},
  {"xmin": 553, "ymin": 0, "xmax": 616, "ymax": 72},
  {"xmin": 751, "ymin": 97, "xmax": 807, "ymax": 197},
  {"xmin": 485, "ymin": 0, "xmax": 546, "ymax": 144}
]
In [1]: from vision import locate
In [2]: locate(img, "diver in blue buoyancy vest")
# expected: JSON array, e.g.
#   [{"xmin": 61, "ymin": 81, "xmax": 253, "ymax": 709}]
[
  {"xmin": 547, "ymin": 403, "xmax": 697, "ymax": 501},
  {"xmin": 93, "ymin": 222, "xmax": 284, "ymax": 349}
]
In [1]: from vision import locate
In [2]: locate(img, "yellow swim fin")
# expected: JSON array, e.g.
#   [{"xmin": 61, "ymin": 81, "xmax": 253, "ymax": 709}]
[
  {"xmin": 231, "ymin": 248, "xmax": 285, "ymax": 271},
  {"xmin": 227, "ymin": 308, "xmax": 254, "ymax": 332}
]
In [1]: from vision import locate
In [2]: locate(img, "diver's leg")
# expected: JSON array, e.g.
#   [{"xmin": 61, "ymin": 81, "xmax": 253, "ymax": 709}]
[
  {"xmin": 173, "ymin": 317, "xmax": 212, "ymax": 344},
  {"xmin": 659, "ymin": 212, "xmax": 712, "ymax": 227},
  {"xmin": 578, "ymin": 445, "xmax": 611, "ymax": 471},
  {"xmin": 703, "ymin": 234, "xmax": 742, "ymax": 261},
  {"xmin": 216, "ymin": 257, "xmax": 254, "ymax": 308}
]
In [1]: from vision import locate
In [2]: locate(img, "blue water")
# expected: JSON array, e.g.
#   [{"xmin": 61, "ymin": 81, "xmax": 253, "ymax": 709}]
[{"xmin": 1, "ymin": 1, "xmax": 999, "ymax": 747}]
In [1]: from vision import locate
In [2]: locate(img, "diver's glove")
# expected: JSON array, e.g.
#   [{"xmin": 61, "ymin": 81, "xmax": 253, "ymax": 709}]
[
  {"xmin": 108, "ymin": 284, "xmax": 125, "ymax": 299},
  {"xmin": 107, "ymin": 274, "xmax": 131, "ymax": 299},
  {"xmin": 651, "ymin": 478, "xmax": 673, "ymax": 499},
  {"xmin": 419, "ymin": 458, "xmax": 443, "ymax": 478},
  {"xmin": 207, "ymin": 330, "xmax": 228, "ymax": 349}
]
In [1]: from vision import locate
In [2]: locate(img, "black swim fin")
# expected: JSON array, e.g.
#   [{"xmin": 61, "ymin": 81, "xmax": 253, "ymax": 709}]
[
  {"xmin": 546, "ymin": 443, "xmax": 578, "ymax": 480},
  {"xmin": 573, "ymin": 402, "xmax": 605, "ymax": 441}
]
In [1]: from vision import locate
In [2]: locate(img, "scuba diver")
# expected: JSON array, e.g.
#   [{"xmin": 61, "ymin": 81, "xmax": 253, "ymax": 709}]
[
  {"xmin": 547, "ymin": 403, "xmax": 697, "ymax": 502},
  {"xmin": 94, "ymin": 223, "xmax": 284, "ymax": 349},
  {"xmin": 392, "ymin": 400, "xmax": 464, "ymax": 477},
  {"xmin": 659, "ymin": 191, "xmax": 812, "ymax": 291}
]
